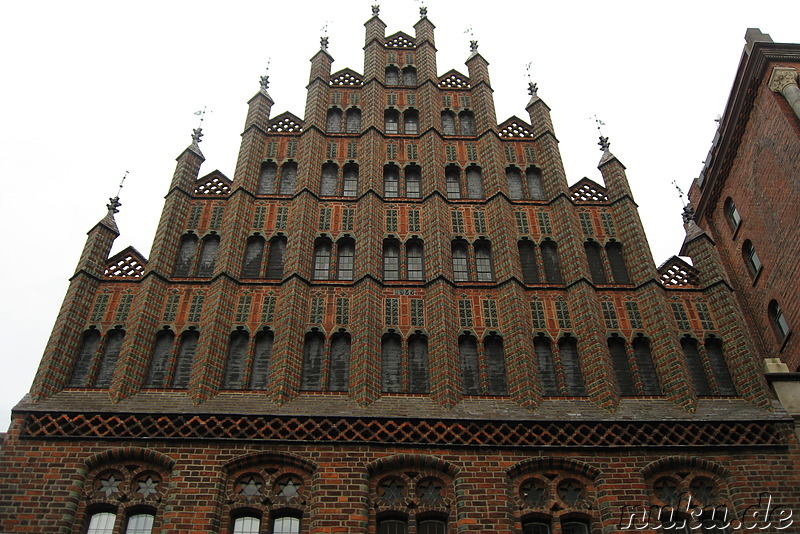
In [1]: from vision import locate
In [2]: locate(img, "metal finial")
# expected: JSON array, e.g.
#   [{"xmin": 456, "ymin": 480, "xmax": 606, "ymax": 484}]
[
  {"xmin": 681, "ymin": 203, "xmax": 696, "ymax": 224},
  {"xmin": 320, "ymin": 36, "xmax": 329, "ymax": 50},
  {"xmin": 191, "ymin": 127, "xmax": 203, "ymax": 145},
  {"xmin": 372, "ymin": 4, "xmax": 380, "ymax": 16},
  {"xmin": 672, "ymin": 180, "xmax": 687, "ymax": 207},
  {"xmin": 594, "ymin": 116, "xmax": 609, "ymax": 152},
  {"xmin": 260, "ymin": 58, "xmax": 271, "ymax": 90},
  {"xmin": 106, "ymin": 171, "xmax": 127, "ymax": 214},
  {"xmin": 470, "ymin": 40, "xmax": 479, "ymax": 53},
  {"xmin": 420, "ymin": 5, "xmax": 427, "ymax": 17},
  {"xmin": 526, "ymin": 62, "xmax": 538, "ymax": 96}
]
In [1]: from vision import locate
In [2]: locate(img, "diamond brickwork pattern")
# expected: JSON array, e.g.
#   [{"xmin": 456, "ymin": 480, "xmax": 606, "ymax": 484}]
[{"xmin": 20, "ymin": 412, "xmax": 784, "ymax": 448}]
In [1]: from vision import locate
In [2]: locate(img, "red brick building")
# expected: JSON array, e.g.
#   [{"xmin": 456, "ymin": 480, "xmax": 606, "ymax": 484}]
[{"xmin": 1, "ymin": 9, "xmax": 798, "ymax": 534}]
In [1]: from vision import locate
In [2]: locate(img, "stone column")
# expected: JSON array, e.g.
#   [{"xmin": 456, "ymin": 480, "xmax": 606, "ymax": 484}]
[{"xmin": 768, "ymin": 66, "xmax": 800, "ymax": 121}]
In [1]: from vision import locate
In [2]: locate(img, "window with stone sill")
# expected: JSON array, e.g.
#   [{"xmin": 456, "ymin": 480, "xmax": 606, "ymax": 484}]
[
  {"xmin": 769, "ymin": 300, "xmax": 790, "ymax": 343},
  {"xmin": 742, "ymin": 240, "xmax": 762, "ymax": 278},
  {"xmin": 723, "ymin": 197, "xmax": 741, "ymax": 232}
]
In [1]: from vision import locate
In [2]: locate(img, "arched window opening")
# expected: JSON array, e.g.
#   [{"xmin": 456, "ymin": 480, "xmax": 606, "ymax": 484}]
[
  {"xmin": 608, "ymin": 336, "xmax": 635, "ymax": 396},
  {"xmin": 417, "ymin": 518, "xmax": 446, "ymax": 534},
  {"xmin": 519, "ymin": 241, "xmax": 540, "ymax": 284},
  {"xmin": 523, "ymin": 520, "xmax": 551, "ymax": 534},
  {"xmin": 408, "ymin": 335, "xmax": 430, "ymax": 394},
  {"xmin": 326, "ymin": 108, "xmax": 342, "ymax": 133},
  {"xmin": 681, "ymin": 337, "xmax": 711, "ymax": 395},
  {"xmin": 126, "ymin": 512, "xmax": 155, "ymax": 534},
  {"xmin": 385, "ymin": 109, "xmax": 400, "ymax": 134},
  {"xmin": 541, "ymin": 240, "xmax": 563, "ymax": 284},
  {"xmin": 459, "ymin": 335, "xmax": 480, "ymax": 395},
  {"xmin": 559, "ymin": 336, "xmax": 586, "ymax": 395},
  {"xmin": 174, "ymin": 234, "xmax": 198, "ymax": 277},
  {"xmin": 86, "ymin": 511, "xmax": 117, "ymax": 534},
  {"xmin": 197, "ymin": 235, "xmax": 220, "ymax": 277},
  {"xmin": 526, "ymin": 166, "xmax": 545, "ymax": 200},
  {"xmin": 452, "ymin": 242, "xmax": 469, "ymax": 282},
  {"xmin": 328, "ymin": 332, "xmax": 351, "ymax": 391},
  {"xmin": 535, "ymin": 336, "xmax": 558, "ymax": 395},
  {"xmin": 337, "ymin": 238, "xmax": 355, "ymax": 281},
  {"xmin": 724, "ymin": 197, "xmax": 741, "ymax": 230},
  {"xmin": 561, "ymin": 520, "xmax": 590, "ymax": 534},
  {"xmin": 343, "ymin": 163, "xmax": 359, "ymax": 197},
  {"xmin": 257, "ymin": 162, "xmax": 277, "ymax": 195},
  {"xmin": 272, "ymin": 516, "xmax": 300, "ymax": 534},
  {"xmin": 445, "ymin": 166, "xmax": 461, "ymax": 199},
  {"xmin": 278, "ymin": 162, "xmax": 297, "ymax": 195},
  {"xmin": 223, "ymin": 330, "xmax": 249, "ymax": 389},
  {"xmin": 381, "ymin": 333, "xmax": 403, "ymax": 393},
  {"xmin": 94, "ymin": 329, "xmax": 124, "ymax": 388},
  {"xmin": 407, "ymin": 240, "xmax": 424, "ymax": 281},
  {"xmin": 405, "ymin": 165, "xmax": 421, "ymax": 198},
  {"xmin": 383, "ymin": 239, "xmax": 401, "ymax": 280},
  {"xmin": 232, "ymin": 515, "xmax": 261, "ymax": 534},
  {"xmin": 742, "ymin": 240, "xmax": 762, "ymax": 277},
  {"xmin": 584, "ymin": 241, "xmax": 607, "ymax": 284},
  {"xmin": 145, "ymin": 329, "xmax": 174, "ymax": 388},
  {"xmin": 507, "ymin": 167, "xmax": 524, "ymax": 199},
  {"xmin": 312, "ymin": 239, "xmax": 332, "ymax": 281},
  {"xmin": 173, "ymin": 330, "xmax": 199, "ymax": 388},
  {"xmin": 606, "ymin": 242, "xmax": 630, "ymax": 283},
  {"xmin": 632, "ymin": 337, "xmax": 661, "ymax": 395},
  {"xmin": 441, "ymin": 111, "xmax": 456, "ymax": 135},
  {"xmin": 705, "ymin": 338, "xmax": 736, "ymax": 395},
  {"xmin": 485, "ymin": 336, "xmax": 508, "ymax": 395},
  {"xmin": 385, "ymin": 66, "xmax": 400, "ymax": 85},
  {"xmin": 769, "ymin": 300, "xmax": 790, "ymax": 342},
  {"xmin": 346, "ymin": 108, "xmax": 362, "ymax": 133},
  {"xmin": 465, "ymin": 165, "xmax": 484, "ymax": 199},
  {"xmin": 250, "ymin": 330, "xmax": 274, "ymax": 389},
  {"xmin": 402, "ymin": 66, "xmax": 417, "ymax": 86},
  {"xmin": 320, "ymin": 162, "xmax": 338, "ymax": 196},
  {"xmin": 459, "ymin": 110, "xmax": 475, "ymax": 136},
  {"xmin": 475, "ymin": 241, "xmax": 493, "ymax": 281},
  {"xmin": 242, "ymin": 237, "xmax": 265, "ymax": 278},
  {"xmin": 301, "ymin": 331, "xmax": 325, "ymax": 391},
  {"xmin": 266, "ymin": 237, "xmax": 286, "ymax": 280},
  {"xmin": 384, "ymin": 165, "xmax": 400, "ymax": 197},
  {"xmin": 378, "ymin": 517, "xmax": 408, "ymax": 534},
  {"xmin": 69, "ymin": 329, "xmax": 101, "ymax": 387},
  {"xmin": 404, "ymin": 109, "xmax": 419, "ymax": 135}
]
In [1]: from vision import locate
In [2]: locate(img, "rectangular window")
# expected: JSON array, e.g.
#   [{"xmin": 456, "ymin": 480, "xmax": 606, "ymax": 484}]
[
  {"xmin": 411, "ymin": 299, "xmax": 425, "ymax": 326},
  {"xmin": 459, "ymin": 299, "xmax": 473, "ymax": 327},
  {"xmin": 555, "ymin": 301, "xmax": 571, "ymax": 329},
  {"xmin": 537, "ymin": 212, "xmax": 552, "ymax": 234},
  {"xmin": 579, "ymin": 212, "xmax": 593, "ymax": 235},
  {"xmin": 336, "ymin": 297, "xmax": 350, "ymax": 324},
  {"xmin": 446, "ymin": 145, "xmax": 457, "ymax": 161},
  {"xmin": 235, "ymin": 294, "xmax": 252, "ymax": 323},
  {"xmin": 261, "ymin": 295, "xmax": 276, "ymax": 323},
  {"xmin": 601, "ymin": 301, "xmax": 619, "ymax": 329},
  {"xmin": 319, "ymin": 208, "xmax": 332, "ymax": 231},
  {"xmin": 483, "ymin": 300, "xmax": 499, "ymax": 328},
  {"xmin": 515, "ymin": 212, "xmax": 530, "ymax": 234},
  {"xmin": 90, "ymin": 294, "xmax": 110, "ymax": 322},
  {"xmin": 187, "ymin": 205, "xmax": 202, "ymax": 229},
  {"xmin": 254, "ymin": 206, "xmax": 267, "ymax": 228},
  {"xmin": 210, "ymin": 206, "xmax": 224, "ymax": 229},
  {"xmin": 601, "ymin": 212, "xmax": 615, "ymax": 235},
  {"xmin": 342, "ymin": 208, "xmax": 354, "ymax": 231},
  {"xmin": 451, "ymin": 211, "xmax": 465, "ymax": 233},
  {"xmin": 386, "ymin": 210, "xmax": 399, "ymax": 232},
  {"xmin": 504, "ymin": 145, "xmax": 516, "ymax": 162},
  {"xmin": 408, "ymin": 210, "xmax": 421, "ymax": 232},
  {"xmin": 115, "ymin": 294, "xmax": 134, "ymax": 322},
  {"xmin": 473, "ymin": 211, "xmax": 487, "ymax": 234},
  {"xmin": 625, "ymin": 301, "xmax": 643, "ymax": 329},
  {"xmin": 326, "ymin": 142, "xmax": 338, "ymax": 159},
  {"xmin": 385, "ymin": 298, "xmax": 399, "ymax": 325},
  {"xmin": 163, "ymin": 293, "xmax": 180, "ymax": 322},
  {"xmin": 671, "ymin": 302, "xmax": 691, "ymax": 330},
  {"xmin": 695, "ymin": 302, "xmax": 715, "ymax": 330},
  {"xmin": 188, "ymin": 293, "xmax": 204, "ymax": 322},
  {"xmin": 530, "ymin": 300, "xmax": 546, "ymax": 329},
  {"xmin": 276, "ymin": 206, "xmax": 288, "ymax": 229},
  {"xmin": 310, "ymin": 296, "xmax": 324, "ymax": 324},
  {"xmin": 466, "ymin": 144, "xmax": 478, "ymax": 161}
]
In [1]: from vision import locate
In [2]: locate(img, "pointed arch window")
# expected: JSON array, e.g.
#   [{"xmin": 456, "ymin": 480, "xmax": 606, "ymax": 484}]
[
  {"xmin": 465, "ymin": 165, "xmax": 484, "ymax": 199},
  {"xmin": 705, "ymin": 338, "xmax": 736, "ymax": 395},
  {"xmin": 328, "ymin": 332, "xmax": 351, "ymax": 391},
  {"xmin": 402, "ymin": 66, "xmax": 417, "ymax": 86},
  {"xmin": 535, "ymin": 336, "xmax": 558, "ymax": 395},
  {"xmin": 223, "ymin": 330, "xmax": 249, "ymax": 389},
  {"xmin": 540, "ymin": 240, "xmax": 563, "ymax": 283},
  {"xmin": 405, "ymin": 165, "xmax": 421, "ymax": 198},
  {"xmin": 69, "ymin": 329, "xmax": 101, "ymax": 387},
  {"xmin": 326, "ymin": 108, "xmax": 342, "ymax": 133},
  {"xmin": 346, "ymin": 108, "xmax": 362, "ymax": 133},
  {"xmin": 724, "ymin": 197, "xmax": 741, "ymax": 231},
  {"xmin": 526, "ymin": 166, "xmax": 545, "ymax": 200},
  {"xmin": 408, "ymin": 334, "xmax": 430, "ymax": 393},
  {"xmin": 385, "ymin": 110, "xmax": 400, "ymax": 134},
  {"xmin": 337, "ymin": 238, "xmax": 355, "ymax": 280},
  {"xmin": 404, "ymin": 109, "xmax": 419, "ymax": 135},
  {"xmin": 172, "ymin": 330, "xmax": 199, "ymax": 388},
  {"xmin": 559, "ymin": 336, "xmax": 586, "ymax": 395},
  {"xmin": 459, "ymin": 334, "xmax": 480, "ymax": 395},
  {"xmin": 608, "ymin": 336, "xmax": 635, "ymax": 396},
  {"xmin": 441, "ymin": 111, "xmax": 456, "ymax": 135},
  {"xmin": 250, "ymin": 330, "xmax": 274, "ymax": 389},
  {"xmin": 312, "ymin": 239, "xmax": 332, "ymax": 280},
  {"xmin": 769, "ymin": 300, "xmax": 790, "ymax": 343},
  {"xmin": 681, "ymin": 337, "xmax": 711, "ymax": 396},
  {"xmin": 174, "ymin": 234, "xmax": 198, "ymax": 277},
  {"xmin": 507, "ymin": 167, "xmax": 524, "ymax": 199},
  {"xmin": 320, "ymin": 162, "xmax": 338, "ymax": 196},
  {"xmin": 383, "ymin": 239, "xmax": 401, "ymax": 280},
  {"xmin": 519, "ymin": 241, "xmax": 540, "ymax": 284},
  {"xmin": 94, "ymin": 328, "xmax": 124, "ymax": 388},
  {"xmin": 381, "ymin": 333, "xmax": 403, "ymax": 393},
  {"xmin": 452, "ymin": 241, "xmax": 469, "ymax": 281},
  {"xmin": 301, "ymin": 331, "xmax": 325, "ymax": 391},
  {"xmin": 475, "ymin": 241, "xmax": 493, "ymax": 281},
  {"xmin": 445, "ymin": 166, "xmax": 461, "ymax": 199},
  {"xmin": 742, "ymin": 240, "xmax": 762, "ymax": 277},
  {"xmin": 584, "ymin": 241, "xmax": 607, "ymax": 284},
  {"xmin": 633, "ymin": 337, "xmax": 661, "ymax": 395},
  {"xmin": 278, "ymin": 162, "xmax": 297, "ymax": 195},
  {"xmin": 485, "ymin": 335, "xmax": 508, "ymax": 396},
  {"xmin": 266, "ymin": 236, "xmax": 286, "ymax": 280},
  {"xmin": 197, "ymin": 235, "xmax": 219, "ymax": 277},
  {"xmin": 145, "ymin": 329, "xmax": 174, "ymax": 388},
  {"xmin": 459, "ymin": 110, "xmax": 475, "ymax": 136},
  {"xmin": 407, "ymin": 240, "xmax": 424, "ymax": 281},
  {"xmin": 242, "ymin": 237, "xmax": 265, "ymax": 278},
  {"xmin": 257, "ymin": 162, "xmax": 277, "ymax": 195},
  {"xmin": 606, "ymin": 241, "xmax": 630, "ymax": 283},
  {"xmin": 384, "ymin": 165, "xmax": 400, "ymax": 197},
  {"xmin": 343, "ymin": 163, "xmax": 359, "ymax": 197},
  {"xmin": 385, "ymin": 66, "xmax": 400, "ymax": 85}
]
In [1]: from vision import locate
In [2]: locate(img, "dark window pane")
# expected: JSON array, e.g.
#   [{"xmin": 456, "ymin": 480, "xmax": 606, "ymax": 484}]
[
  {"xmin": 146, "ymin": 330, "xmax": 174, "ymax": 388},
  {"xmin": 250, "ymin": 331, "xmax": 273, "ymax": 389},
  {"xmin": 223, "ymin": 331, "xmax": 249, "ymax": 389},
  {"xmin": 633, "ymin": 338, "xmax": 662, "ymax": 395},
  {"xmin": 381, "ymin": 335, "xmax": 402, "ymax": 393},
  {"xmin": 301, "ymin": 333, "xmax": 324, "ymax": 391},
  {"xmin": 485, "ymin": 337, "xmax": 508, "ymax": 395},
  {"xmin": 682, "ymin": 338, "xmax": 711, "ymax": 395},
  {"xmin": 242, "ymin": 238, "xmax": 265, "ymax": 278},
  {"xmin": 279, "ymin": 163, "xmax": 297, "ymax": 195},
  {"xmin": 519, "ymin": 241, "xmax": 540, "ymax": 284},
  {"xmin": 706, "ymin": 340, "xmax": 736, "ymax": 395},
  {"xmin": 69, "ymin": 330, "xmax": 101, "ymax": 387},
  {"xmin": 320, "ymin": 163, "xmax": 338, "ymax": 196},
  {"xmin": 541, "ymin": 241, "xmax": 563, "ymax": 283},
  {"xmin": 527, "ymin": 167, "xmax": 545, "ymax": 199},
  {"xmin": 466, "ymin": 166, "xmax": 484, "ymax": 199},
  {"xmin": 197, "ymin": 237, "xmax": 219, "ymax": 277},
  {"xmin": 507, "ymin": 168, "xmax": 523, "ymax": 199},
  {"xmin": 328, "ymin": 335, "xmax": 351, "ymax": 391},
  {"xmin": 609, "ymin": 337, "xmax": 635, "ymax": 396},
  {"xmin": 606, "ymin": 242, "xmax": 630, "ymax": 283},
  {"xmin": 174, "ymin": 235, "xmax": 197, "ymax": 277},
  {"xmin": 408, "ymin": 336, "xmax": 429, "ymax": 393},
  {"xmin": 257, "ymin": 163, "xmax": 277, "ymax": 195},
  {"xmin": 173, "ymin": 331, "xmax": 199, "ymax": 388},
  {"xmin": 585, "ymin": 242, "xmax": 607, "ymax": 283},
  {"xmin": 459, "ymin": 336, "xmax": 480, "ymax": 395},
  {"xmin": 266, "ymin": 238, "xmax": 286, "ymax": 280},
  {"xmin": 94, "ymin": 329, "xmax": 124, "ymax": 387},
  {"xmin": 535, "ymin": 337, "xmax": 558, "ymax": 396},
  {"xmin": 559, "ymin": 337, "xmax": 586, "ymax": 395}
]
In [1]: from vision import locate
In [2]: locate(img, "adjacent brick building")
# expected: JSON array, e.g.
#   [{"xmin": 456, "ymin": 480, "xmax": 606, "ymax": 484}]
[{"xmin": 1, "ymin": 9, "xmax": 798, "ymax": 534}]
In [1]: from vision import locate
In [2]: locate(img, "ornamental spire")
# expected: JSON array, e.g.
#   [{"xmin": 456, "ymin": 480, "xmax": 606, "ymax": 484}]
[
  {"xmin": 106, "ymin": 171, "xmax": 128, "ymax": 216},
  {"xmin": 371, "ymin": 4, "xmax": 380, "ymax": 16},
  {"xmin": 259, "ymin": 58, "xmax": 271, "ymax": 91}
]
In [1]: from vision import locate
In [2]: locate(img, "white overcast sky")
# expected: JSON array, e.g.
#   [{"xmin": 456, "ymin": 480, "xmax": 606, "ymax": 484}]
[{"xmin": 0, "ymin": 0, "xmax": 796, "ymax": 432}]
